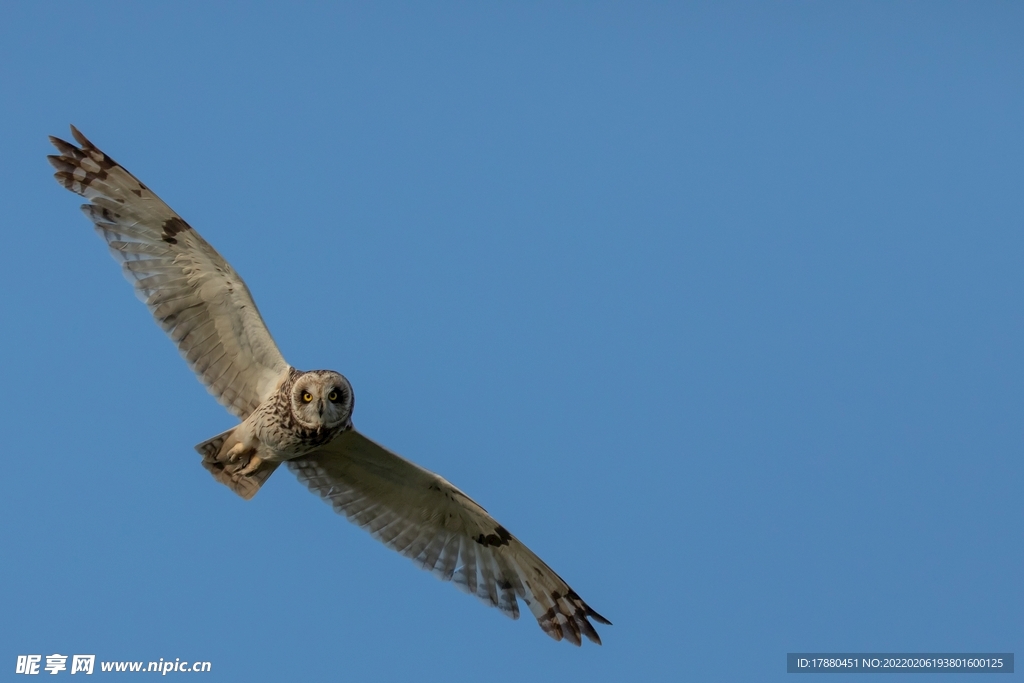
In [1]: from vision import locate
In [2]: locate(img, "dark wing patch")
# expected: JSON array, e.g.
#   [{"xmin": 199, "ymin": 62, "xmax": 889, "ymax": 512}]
[
  {"xmin": 161, "ymin": 216, "xmax": 193, "ymax": 244},
  {"xmin": 474, "ymin": 525, "xmax": 511, "ymax": 547}
]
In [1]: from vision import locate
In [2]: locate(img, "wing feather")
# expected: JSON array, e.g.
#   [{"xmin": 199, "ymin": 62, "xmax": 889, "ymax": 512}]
[
  {"xmin": 48, "ymin": 126, "xmax": 289, "ymax": 418},
  {"xmin": 287, "ymin": 429, "xmax": 610, "ymax": 644}
]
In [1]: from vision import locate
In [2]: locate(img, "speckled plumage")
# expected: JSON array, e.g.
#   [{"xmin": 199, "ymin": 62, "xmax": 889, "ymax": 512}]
[
  {"xmin": 250, "ymin": 368, "xmax": 353, "ymax": 456},
  {"xmin": 49, "ymin": 126, "xmax": 610, "ymax": 646}
]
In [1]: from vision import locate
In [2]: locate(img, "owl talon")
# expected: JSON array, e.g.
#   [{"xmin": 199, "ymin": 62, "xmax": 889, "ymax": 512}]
[
  {"xmin": 226, "ymin": 442, "xmax": 248, "ymax": 463},
  {"xmin": 237, "ymin": 454, "xmax": 264, "ymax": 477}
]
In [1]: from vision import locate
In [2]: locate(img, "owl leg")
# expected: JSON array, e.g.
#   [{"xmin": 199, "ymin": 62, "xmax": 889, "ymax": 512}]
[
  {"xmin": 196, "ymin": 428, "xmax": 279, "ymax": 500},
  {"xmin": 226, "ymin": 442, "xmax": 250, "ymax": 463},
  {"xmin": 225, "ymin": 441, "xmax": 265, "ymax": 476},
  {"xmin": 237, "ymin": 454, "xmax": 265, "ymax": 476}
]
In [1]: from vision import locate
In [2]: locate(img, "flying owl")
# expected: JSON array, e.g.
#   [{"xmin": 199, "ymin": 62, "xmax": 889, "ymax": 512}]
[{"xmin": 48, "ymin": 126, "xmax": 609, "ymax": 646}]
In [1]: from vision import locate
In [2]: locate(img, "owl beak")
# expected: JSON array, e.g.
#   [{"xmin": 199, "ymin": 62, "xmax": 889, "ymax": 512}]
[{"xmin": 317, "ymin": 398, "xmax": 324, "ymax": 417}]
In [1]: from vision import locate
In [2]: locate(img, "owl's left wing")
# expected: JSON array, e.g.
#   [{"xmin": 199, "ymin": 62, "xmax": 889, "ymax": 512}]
[
  {"xmin": 48, "ymin": 127, "xmax": 290, "ymax": 419},
  {"xmin": 288, "ymin": 429, "xmax": 610, "ymax": 646}
]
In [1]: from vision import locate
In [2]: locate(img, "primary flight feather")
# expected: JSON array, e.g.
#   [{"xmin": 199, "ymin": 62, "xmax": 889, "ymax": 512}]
[{"xmin": 48, "ymin": 126, "xmax": 609, "ymax": 645}]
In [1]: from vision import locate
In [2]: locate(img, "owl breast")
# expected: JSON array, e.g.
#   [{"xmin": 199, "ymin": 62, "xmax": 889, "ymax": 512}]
[
  {"xmin": 248, "ymin": 376, "xmax": 349, "ymax": 461},
  {"xmin": 256, "ymin": 415, "xmax": 345, "ymax": 459}
]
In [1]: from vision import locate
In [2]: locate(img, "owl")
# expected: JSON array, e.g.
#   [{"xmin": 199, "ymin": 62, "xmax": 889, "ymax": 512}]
[{"xmin": 48, "ymin": 127, "xmax": 609, "ymax": 646}]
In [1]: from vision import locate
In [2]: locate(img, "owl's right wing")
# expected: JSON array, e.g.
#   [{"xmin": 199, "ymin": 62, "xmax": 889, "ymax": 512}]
[
  {"xmin": 48, "ymin": 126, "xmax": 290, "ymax": 419},
  {"xmin": 288, "ymin": 429, "xmax": 610, "ymax": 646}
]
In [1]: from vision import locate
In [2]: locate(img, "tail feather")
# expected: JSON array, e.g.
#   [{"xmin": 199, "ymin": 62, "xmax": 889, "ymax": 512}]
[{"xmin": 195, "ymin": 428, "xmax": 279, "ymax": 500}]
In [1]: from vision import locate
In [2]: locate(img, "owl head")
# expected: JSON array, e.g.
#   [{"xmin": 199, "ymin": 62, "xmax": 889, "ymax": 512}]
[{"xmin": 290, "ymin": 370, "xmax": 354, "ymax": 431}]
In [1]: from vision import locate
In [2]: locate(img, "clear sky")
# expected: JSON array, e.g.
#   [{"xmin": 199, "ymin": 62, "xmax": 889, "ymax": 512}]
[{"xmin": 1, "ymin": 3, "xmax": 1020, "ymax": 681}]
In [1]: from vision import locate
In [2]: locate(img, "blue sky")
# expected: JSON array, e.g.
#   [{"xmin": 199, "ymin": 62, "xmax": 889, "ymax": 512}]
[{"xmin": 1, "ymin": 3, "xmax": 1020, "ymax": 681}]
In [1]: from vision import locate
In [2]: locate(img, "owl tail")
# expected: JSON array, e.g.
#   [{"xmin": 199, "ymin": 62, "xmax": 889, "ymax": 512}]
[{"xmin": 194, "ymin": 428, "xmax": 280, "ymax": 500}]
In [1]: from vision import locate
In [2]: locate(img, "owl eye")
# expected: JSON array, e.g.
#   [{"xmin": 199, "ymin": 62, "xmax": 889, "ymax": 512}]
[
  {"xmin": 328, "ymin": 390, "xmax": 340, "ymax": 402},
  {"xmin": 302, "ymin": 392, "xmax": 313, "ymax": 403}
]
